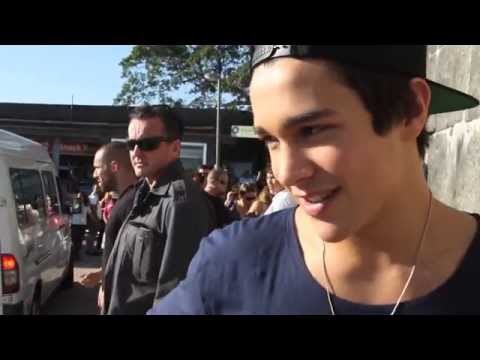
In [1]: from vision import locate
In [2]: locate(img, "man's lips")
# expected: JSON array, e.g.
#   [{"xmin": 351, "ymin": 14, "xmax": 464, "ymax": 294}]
[{"xmin": 294, "ymin": 187, "xmax": 341, "ymax": 217}]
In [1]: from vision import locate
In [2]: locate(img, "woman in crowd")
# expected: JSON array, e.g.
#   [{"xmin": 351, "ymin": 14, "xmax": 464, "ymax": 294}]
[
  {"xmin": 246, "ymin": 187, "xmax": 272, "ymax": 217},
  {"xmin": 228, "ymin": 183, "xmax": 258, "ymax": 218}
]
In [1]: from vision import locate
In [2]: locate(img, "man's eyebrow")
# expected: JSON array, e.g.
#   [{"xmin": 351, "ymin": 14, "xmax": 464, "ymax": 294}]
[{"xmin": 254, "ymin": 109, "xmax": 336, "ymax": 137}]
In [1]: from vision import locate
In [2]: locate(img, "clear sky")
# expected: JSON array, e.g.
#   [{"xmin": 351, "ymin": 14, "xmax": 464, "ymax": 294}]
[{"xmin": 0, "ymin": 45, "xmax": 134, "ymax": 106}]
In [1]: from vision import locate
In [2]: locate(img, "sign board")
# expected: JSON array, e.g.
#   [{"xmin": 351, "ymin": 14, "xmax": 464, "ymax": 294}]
[
  {"xmin": 111, "ymin": 138, "xmax": 127, "ymax": 143},
  {"xmin": 33, "ymin": 138, "xmax": 99, "ymax": 156},
  {"xmin": 231, "ymin": 125, "xmax": 258, "ymax": 139}
]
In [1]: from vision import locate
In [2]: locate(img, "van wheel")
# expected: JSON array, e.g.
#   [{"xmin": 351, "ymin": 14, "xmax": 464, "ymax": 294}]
[
  {"xmin": 61, "ymin": 253, "xmax": 74, "ymax": 289},
  {"xmin": 30, "ymin": 293, "xmax": 41, "ymax": 315}
]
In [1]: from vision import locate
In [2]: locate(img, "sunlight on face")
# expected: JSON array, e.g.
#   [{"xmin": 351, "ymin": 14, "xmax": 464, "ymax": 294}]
[{"xmin": 250, "ymin": 58, "xmax": 405, "ymax": 242}]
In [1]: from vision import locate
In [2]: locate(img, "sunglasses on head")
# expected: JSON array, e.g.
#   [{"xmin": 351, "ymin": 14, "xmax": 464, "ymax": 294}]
[{"xmin": 126, "ymin": 136, "xmax": 173, "ymax": 152}]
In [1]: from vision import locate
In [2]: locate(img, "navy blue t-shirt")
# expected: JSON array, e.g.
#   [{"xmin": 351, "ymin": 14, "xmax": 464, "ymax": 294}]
[{"xmin": 147, "ymin": 208, "xmax": 480, "ymax": 315}]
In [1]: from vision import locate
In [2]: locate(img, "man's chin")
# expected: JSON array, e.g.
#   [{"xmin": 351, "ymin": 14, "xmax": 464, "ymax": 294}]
[{"xmin": 134, "ymin": 169, "xmax": 146, "ymax": 178}]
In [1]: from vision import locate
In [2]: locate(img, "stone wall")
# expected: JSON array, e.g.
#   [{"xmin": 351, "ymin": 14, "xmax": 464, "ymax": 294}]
[{"xmin": 426, "ymin": 45, "xmax": 480, "ymax": 213}]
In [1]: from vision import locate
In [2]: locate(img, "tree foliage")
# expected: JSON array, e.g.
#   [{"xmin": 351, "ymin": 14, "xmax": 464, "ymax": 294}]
[{"xmin": 114, "ymin": 45, "xmax": 251, "ymax": 109}]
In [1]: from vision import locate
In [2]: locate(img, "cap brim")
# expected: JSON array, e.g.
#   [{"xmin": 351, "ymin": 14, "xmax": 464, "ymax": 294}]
[{"xmin": 428, "ymin": 80, "xmax": 479, "ymax": 115}]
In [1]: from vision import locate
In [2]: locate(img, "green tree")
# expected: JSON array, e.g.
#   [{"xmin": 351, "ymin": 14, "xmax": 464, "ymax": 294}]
[{"xmin": 114, "ymin": 45, "xmax": 251, "ymax": 109}]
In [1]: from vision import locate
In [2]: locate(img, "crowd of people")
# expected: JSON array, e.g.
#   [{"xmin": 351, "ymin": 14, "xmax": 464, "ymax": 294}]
[
  {"xmin": 191, "ymin": 163, "xmax": 296, "ymax": 221},
  {"xmin": 70, "ymin": 102, "xmax": 297, "ymax": 315}
]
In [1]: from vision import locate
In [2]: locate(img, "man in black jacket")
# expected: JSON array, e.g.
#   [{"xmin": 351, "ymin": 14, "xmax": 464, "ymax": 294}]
[
  {"xmin": 103, "ymin": 105, "xmax": 216, "ymax": 314},
  {"xmin": 81, "ymin": 141, "xmax": 137, "ymax": 313}
]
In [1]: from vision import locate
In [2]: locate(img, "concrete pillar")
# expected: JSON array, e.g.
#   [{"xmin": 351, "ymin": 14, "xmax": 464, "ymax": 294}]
[{"xmin": 52, "ymin": 137, "xmax": 61, "ymax": 169}]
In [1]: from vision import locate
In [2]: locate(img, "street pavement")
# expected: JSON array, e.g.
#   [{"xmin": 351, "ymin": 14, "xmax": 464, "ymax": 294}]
[{"xmin": 42, "ymin": 247, "xmax": 102, "ymax": 315}]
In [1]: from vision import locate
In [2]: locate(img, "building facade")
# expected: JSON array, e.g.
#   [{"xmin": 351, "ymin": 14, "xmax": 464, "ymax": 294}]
[{"xmin": 0, "ymin": 103, "xmax": 266, "ymax": 187}]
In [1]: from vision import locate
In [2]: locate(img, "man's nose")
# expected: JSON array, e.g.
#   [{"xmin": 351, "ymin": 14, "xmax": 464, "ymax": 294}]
[
  {"xmin": 131, "ymin": 144, "xmax": 143, "ymax": 157},
  {"xmin": 275, "ymin": 145, "xmax": 314, "ymax": 188}
]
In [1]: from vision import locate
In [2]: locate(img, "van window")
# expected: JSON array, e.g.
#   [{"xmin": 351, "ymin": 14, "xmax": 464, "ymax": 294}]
[
  {"xmin": 41, "ymin": 171, "xmax": 61, "ymax": 217},
  {"xmin": 10, "ymin": 169, "xmax": 46, "ymax": 229}
]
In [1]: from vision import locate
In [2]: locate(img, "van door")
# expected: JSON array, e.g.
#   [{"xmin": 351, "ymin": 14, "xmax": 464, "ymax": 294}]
[
  {"xmin": 0, "ymin": 231, "xmax": 2, "ymax": 315},
  {"xmin": 9, "ymin": 169, "xmax": 56, "ymax": 301},
  {"xmin": 0, "ymin": 191, "xmax": 2, "ymax": 315},
  {"xmin": 41, "ymin": 170, "xmax": 70, "ymax": 286}
]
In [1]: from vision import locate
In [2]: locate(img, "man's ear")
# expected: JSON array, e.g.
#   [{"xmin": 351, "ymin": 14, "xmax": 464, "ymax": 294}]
[
  {"xmin": 110, "ymin": 161, "xmax": 119, "ymax": 173},
  {"xmin": 173, "ymin": 139, "xmax": 181, "ymax": 156},
  {"xmin": 403, "ymin": 78, "xmax": 431, "ymax": 141}
]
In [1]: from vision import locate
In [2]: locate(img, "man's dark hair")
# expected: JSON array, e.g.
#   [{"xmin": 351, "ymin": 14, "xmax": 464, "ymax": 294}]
[
  {"xmin": 128, "ymin": 105, "xmax": 184, "ymax": 140},
  {"xmin": 254, "ymin": 59, "xmax": 430, "ymax": 158},
  {"xmin": 208, "ymin": 168, "xmax": 228, "ymax": 182},
  {"xmin": 98, "ymin": 141, "xmax": 133, "ymax": 170},
  {"xmin": 328, "ymin": 61, "xmax": 429, "ymax": 158}
]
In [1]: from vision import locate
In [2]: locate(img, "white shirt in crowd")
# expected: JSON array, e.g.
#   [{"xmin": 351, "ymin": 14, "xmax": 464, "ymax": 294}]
[
  {"xmin": 71, "ymin": 205, "xmax": 92, "ymax": 226},
  {"xmin": 264, "ymin": 190, "xmax": 297, "ymax": 215},
  {"xmin": 88, "ymin": 192, "xmax": 98, "ymax": 206}
]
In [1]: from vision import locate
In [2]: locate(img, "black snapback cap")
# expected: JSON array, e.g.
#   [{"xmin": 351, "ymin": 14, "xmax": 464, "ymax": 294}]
[{"xmin": 251, "ymin": 45, "xmax": 479, "ymax": 115}]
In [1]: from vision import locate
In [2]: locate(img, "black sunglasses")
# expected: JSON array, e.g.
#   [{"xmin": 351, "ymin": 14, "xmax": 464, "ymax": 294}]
[{"xmin": 126, "ymin": 136, "xmax": 173, "ymax": 151}]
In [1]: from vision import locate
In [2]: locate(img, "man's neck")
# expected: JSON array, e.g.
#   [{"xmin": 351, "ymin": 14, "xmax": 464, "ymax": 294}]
[
  {"xmin": 145, "ymin": 159, "xmax": 180, "ymax": 190},
  {"xmin": 295, "ymin": 177, "xmax": 434, "ymax": 276},
  {"xmin": 116, "ymin": 173, "xmax": 137, "ymax": 195},
  {"xmin": 296, "ymin": 187, "xmax": 477, "ymax": 305},
  {"xmin": 146, "ymin": 177, "xmax": 156, "ymax": 190},
  {"xmin": 145, "ymin": 169, "xmax": 166, "ymax": 189}
]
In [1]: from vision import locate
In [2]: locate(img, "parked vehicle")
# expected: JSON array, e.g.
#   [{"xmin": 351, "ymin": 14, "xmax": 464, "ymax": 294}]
[{"xmin": 0, "ymin": 130, "xmax": 73, "ymax": 315}]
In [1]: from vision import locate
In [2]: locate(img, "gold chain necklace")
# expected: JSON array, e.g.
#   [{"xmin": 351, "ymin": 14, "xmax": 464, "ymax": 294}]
[{"xmin": 322, "ymin": 191, "xmax": 433, "ymax": 315}]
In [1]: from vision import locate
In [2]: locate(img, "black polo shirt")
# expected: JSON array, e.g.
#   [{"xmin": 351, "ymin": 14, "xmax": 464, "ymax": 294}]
[{"xmin": 102, "ymin": 184, "xmax": 136, "ymax": 272}]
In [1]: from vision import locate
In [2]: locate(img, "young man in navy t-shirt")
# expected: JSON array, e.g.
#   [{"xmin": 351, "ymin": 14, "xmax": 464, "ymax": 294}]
[{"xmin": 148, "ymin": 46, "xmax": 480, "ymax": 315}]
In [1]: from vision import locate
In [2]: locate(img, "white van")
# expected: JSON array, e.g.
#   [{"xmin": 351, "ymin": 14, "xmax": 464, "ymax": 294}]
[
  {"xmin": 0, "ymin": 236, "xmax": 2, "ymax": 315},
  {"xmin": 0, "ymin": 130, "xmax": 73, "ymax": 315}
]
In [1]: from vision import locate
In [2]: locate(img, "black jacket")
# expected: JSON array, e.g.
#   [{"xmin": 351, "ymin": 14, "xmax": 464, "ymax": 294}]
[
  {"xmin": 204, "ymin": 192, "xmax": 240, "ymax": 229},
  {"xmin": 103, "ymin": 160, "xmax": 216, "ymax": 314},
  {"xmin": 101, "ymin": 185, "xmax": 136, "ymax": 272}
]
